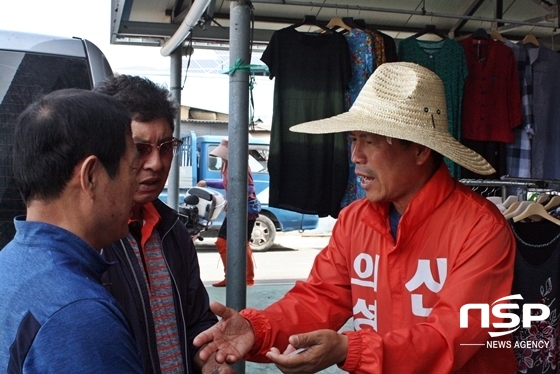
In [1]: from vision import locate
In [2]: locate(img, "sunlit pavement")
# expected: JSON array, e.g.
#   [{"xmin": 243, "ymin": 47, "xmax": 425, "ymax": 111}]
[{"xmin": 196, "ymin": 231, "xmax": 351, "ymax": 373}]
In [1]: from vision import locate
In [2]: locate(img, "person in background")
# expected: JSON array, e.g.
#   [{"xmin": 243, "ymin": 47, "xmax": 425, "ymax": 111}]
[
  {"xmin": 197, "ymin": 139, "xmax": 256, "ymax": 287},
  {"xmin": 0, "ymin": 89, "xmax": 143, "ymax": 373},
  {"xmin": 193, "ymin": 62, "xmax": 517, "ymax": 373},
  {"xmin": 94, "ymin": 75, "xmax": 233, "ymax": 374}
]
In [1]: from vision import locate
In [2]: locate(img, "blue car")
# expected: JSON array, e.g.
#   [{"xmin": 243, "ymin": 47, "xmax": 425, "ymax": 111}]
[{"xmin": 159, "ymin": 133, "xmax": 319, "ymax": 251}]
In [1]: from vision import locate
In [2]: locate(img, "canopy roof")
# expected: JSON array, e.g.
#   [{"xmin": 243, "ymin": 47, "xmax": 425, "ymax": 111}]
[{"xmin": 111, "ymin": 0, "xmax": 560, "ymax": 50}]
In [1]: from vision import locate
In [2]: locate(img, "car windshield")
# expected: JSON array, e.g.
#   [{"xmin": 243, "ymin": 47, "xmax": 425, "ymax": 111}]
[{"xmin": 0, "ymin": 50, "xmax": 91, "ymax": 248}]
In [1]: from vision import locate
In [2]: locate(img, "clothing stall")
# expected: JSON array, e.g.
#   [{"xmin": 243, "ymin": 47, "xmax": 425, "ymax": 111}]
[
  {"xmin": 257, "ymin": 11, "xmax": 560, "ymax": 373},
  {"xmin": 260, "ymin": 15, "xmax": 560, "ymax": 213}
]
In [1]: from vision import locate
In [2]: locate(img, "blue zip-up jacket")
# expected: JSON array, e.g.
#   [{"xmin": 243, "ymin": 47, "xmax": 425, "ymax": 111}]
[{"xmin": 0, "ymin": 217, "xmax": 143, "ymax": 374}]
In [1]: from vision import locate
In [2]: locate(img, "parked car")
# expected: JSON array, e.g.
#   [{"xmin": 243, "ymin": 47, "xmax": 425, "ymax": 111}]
[
  {"xmin": 0, "ymin": 30, "xmax": 113, "ymax": 249},
  {"xmin": 159, "ymin": 132, "xmax": 319, "ymax": 251}
]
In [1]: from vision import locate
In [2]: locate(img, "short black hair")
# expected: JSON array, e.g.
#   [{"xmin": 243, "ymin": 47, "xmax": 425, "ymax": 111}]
[
  {"xmin": 13, "ymin": 88, "xmax": 132, "ymax": 204},
  {"xmin": 93, "ymin": 74, "xmax": 178, "ymax": 131}
]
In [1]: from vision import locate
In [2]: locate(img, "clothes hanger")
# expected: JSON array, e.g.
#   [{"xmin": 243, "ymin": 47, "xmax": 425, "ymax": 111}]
[
  {"xmin": 535, "ymin": 193, "xmax": 552, "ymax": 205},
  {"xmin": 490, "ymin": 29, "xmax": 505, "ymax": 43},
  {"xmin": 355, "ymin": 18, "xmax": 381, "ymax": 34},
  {"xmin": 472, "ymin": 28, "xmax": 489, "ymax": 40},
  {"xmin": 412, "ymin": 24, "xmax": 447, "ymax": 40},
  {"xmin": 512, "ymin": 202, "xmax": 560, "ymax": 226},
  {"xmin": 487, "ymin": 196, "xmax": 502, "ymax": 205},
  {"xmin": 502, "ymin": 195, "xmax": 519, "ymax": 208},
  {"xmin": 325, "ymin": 17, "xmax": 352, "ymax": 32},
  {"xmin": 503, "ymin": 201, "xmax": 521, "ymax": 217},
  {"xmin": 504, "ymin": 201, "xmax": 534, "ymax": 220},
  {"xmin": 544, "ymin": 196, "xmax": 560, "ymax": 211},
  {"xmin": 352, "ymin": 18, "xmax": 368, "ymax": 30},
  {"xmin": 290, "ymin": 15, "xmax": 332, "ymax": 33},
  {"xmin": 342, "ymin": 17, "xmax": 366, "ymax": 31},
  {"xmin": 471, "ymin": 28, "xmax": 489, "ymax": 61},
  {"xmin": 487, "ymin": 196, "xmax": 505, "ymax": 213},
  {"xmin": 523, "ymin": 34, "xmax": 539, "ymax": 47}
]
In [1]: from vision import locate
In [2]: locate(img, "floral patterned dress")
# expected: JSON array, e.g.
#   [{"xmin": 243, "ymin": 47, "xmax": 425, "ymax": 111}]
[{"xmin": 340, "ymin": 29, "xmax": 374, "ymax": 208}]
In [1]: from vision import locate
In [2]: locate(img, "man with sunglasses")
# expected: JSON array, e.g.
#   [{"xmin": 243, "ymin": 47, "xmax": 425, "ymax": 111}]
[{"xmin": 94, "ymin": 75, "xmax": 232, "ymax": 374}]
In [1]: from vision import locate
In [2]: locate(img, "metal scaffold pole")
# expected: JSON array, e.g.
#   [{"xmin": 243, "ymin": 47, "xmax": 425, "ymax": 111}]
[{"xmin": 227, "ymin": 2, "xmax": 251, "ymax": 372}]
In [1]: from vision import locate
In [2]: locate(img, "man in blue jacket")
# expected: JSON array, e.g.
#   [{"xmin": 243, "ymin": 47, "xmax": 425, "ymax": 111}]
[{"xmin": 0, "ymin": 89, "xmax": 143, "ymax": 373}]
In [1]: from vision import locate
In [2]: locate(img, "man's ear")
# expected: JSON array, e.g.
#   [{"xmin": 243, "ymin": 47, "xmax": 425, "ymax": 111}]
[
  {"xmin": 415, "ymin": 144, "xmax": 433, "ymax": 166},
  {"xmin": 79, "ymin": 155, "xmax": 101, "ymax": 199}
]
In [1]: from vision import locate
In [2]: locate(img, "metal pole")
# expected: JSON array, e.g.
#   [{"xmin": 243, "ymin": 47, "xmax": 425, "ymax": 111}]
[
  {"xmin": 227, "ymin": 1, "xmax": 251, "ymax": 373},
  {"xmin": 168, "ymin": 47, "xmax": 182, "ymax": 211},
  {"xmin": 495, "ymin": 0, "xmax": 504, "ymax": 28}
]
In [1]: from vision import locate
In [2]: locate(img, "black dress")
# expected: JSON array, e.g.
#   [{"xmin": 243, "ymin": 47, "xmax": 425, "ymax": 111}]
[
  {"xmin": 261, "ymin": 27, "xmax": 351, "ymax": 218},
  {"xmin": 511, "ymin": 220, "xmax": 560, "ymax": 373}
]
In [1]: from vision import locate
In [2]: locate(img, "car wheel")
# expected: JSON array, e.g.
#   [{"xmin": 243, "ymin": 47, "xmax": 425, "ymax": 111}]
[{"xmin": 250, "ymin": 215, "xmax": 276, "ymax": 252}]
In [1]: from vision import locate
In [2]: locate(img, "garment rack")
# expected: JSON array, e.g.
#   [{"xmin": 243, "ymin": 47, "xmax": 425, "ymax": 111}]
[{"xmin": 460, "ymin": 177, "xmax": 560, "ymax": 201}]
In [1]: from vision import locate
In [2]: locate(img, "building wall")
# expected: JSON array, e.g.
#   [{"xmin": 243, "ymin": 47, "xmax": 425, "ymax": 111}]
[{"xmin": 180, "ymin": 120, "xmax": 270, "ymax": 142}]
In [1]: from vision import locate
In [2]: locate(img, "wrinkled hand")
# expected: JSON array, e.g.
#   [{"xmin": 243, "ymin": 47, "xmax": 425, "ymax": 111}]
[
  {"xmin": 265, "ymin": 329, "xmax": 348, "ymax": 374},
  {"xmin": 196, "ymin": 349, "xmax": 236, "ymax": 374},
  {"xmin": 194, "ymin": 302, "xmax": 255, "ymax": 365},
  {"xmin": 200, "ymin": 357, "xmax": 235, "ymax": 374}
]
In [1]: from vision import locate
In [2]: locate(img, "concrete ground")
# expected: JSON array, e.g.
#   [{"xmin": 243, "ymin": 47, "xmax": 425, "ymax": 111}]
[
  {"xmin": 195, "ymin": 231, "xmax": 331, "ymax": 285},
  {"xmin": 195, "ymin": 230, "xmax": 352, "ymax": 374}
]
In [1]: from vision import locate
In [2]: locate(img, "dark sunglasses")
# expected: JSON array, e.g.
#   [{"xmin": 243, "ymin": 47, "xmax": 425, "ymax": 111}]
[{"xmin": 135, "ymin": 138, "xmax": 183, "ymax": 158}]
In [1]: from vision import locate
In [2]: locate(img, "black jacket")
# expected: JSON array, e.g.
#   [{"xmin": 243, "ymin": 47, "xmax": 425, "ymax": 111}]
[{"xmin": 101, "ymin": 199, "xmax": 217, "ymax": 374}]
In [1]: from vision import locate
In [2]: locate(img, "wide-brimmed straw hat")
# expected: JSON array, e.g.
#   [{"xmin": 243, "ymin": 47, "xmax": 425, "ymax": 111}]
[
  {"xmin": 290, "ymin": 62, "xmax": 495, "ymax": 175},
  {"xmin": 210, "ymin": 139, "xmax": 228, "ymax": 160}
]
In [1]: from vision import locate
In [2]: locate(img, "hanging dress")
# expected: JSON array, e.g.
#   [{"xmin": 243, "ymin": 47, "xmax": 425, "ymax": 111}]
[
  {"xmin": 261, "ymin": 26, "xmax": 351, "ymax": 217},
  {"xmin": 511, "ymin": 219, "xmax": 560, "ymax": 373},
  {"xmin": 340, "ymin": 28, "xmax": 374, "ymax": 208},
  {"xmin": 398, "ymin": 37, "xmax": 468, "ymax": 179},
  {"xmin": 459, "ymin": 35, "xmax": 522, "ymax": 180}
]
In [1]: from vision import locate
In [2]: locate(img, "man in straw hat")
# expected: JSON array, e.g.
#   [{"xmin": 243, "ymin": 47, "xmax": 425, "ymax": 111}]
[{"xmin": 193, "ymin": 62, "xmax": 516, "ymax": 373}]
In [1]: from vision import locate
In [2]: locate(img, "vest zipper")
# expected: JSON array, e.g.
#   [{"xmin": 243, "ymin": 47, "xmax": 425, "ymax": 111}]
[
  {"xmin": 120, "ymin": 239, "xmax": 159, "ymax": 372},
  {"xmin": 161, "ymin": 217, "xmax": 190, "ymax": 374}
]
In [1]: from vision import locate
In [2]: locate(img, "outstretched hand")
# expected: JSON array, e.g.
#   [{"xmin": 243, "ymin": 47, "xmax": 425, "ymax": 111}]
[
  {"xmin": 194, "ymin": 302, "xmax": 256, "ymax": 364},
  {"xmin": 265, "ymin": 329, "xmax": 348, "ymax": 374}
]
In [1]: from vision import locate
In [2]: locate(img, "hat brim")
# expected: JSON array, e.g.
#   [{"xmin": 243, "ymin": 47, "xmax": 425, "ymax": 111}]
[{"xmin": 290, "ymin": 111, "xmax": 496, "ymax": 176}]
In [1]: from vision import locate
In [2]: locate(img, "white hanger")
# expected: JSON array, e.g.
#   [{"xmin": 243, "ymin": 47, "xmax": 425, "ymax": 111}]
[
  {"xmin": 487, "ymin": 196, "xmax": 502, "ymax": 205},
  {"xmin": 512, "ymin": 202, "xmax": 560, "ymax": 226},
  {"xmin": 486, "ymin": 196, "xmax": 506, "ymax": 213},
  {"xmin": 502, "ymin": 195, "xmax": 519, "ymax": 208}
]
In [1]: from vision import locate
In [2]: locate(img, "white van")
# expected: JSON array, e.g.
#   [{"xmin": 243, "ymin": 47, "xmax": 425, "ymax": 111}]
[{"xmin": 0, "ymin": 30, "xmax": 113, "ymax": 248}]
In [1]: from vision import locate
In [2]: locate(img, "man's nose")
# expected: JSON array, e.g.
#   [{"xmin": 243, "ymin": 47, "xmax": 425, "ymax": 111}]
[
  {"xmin": 350, "ymin": 143, "xmax": 365, "ymax": 164},
  {"xmin": 142, "ymin": 150, "xmax": 164, "ymax": 170}
]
